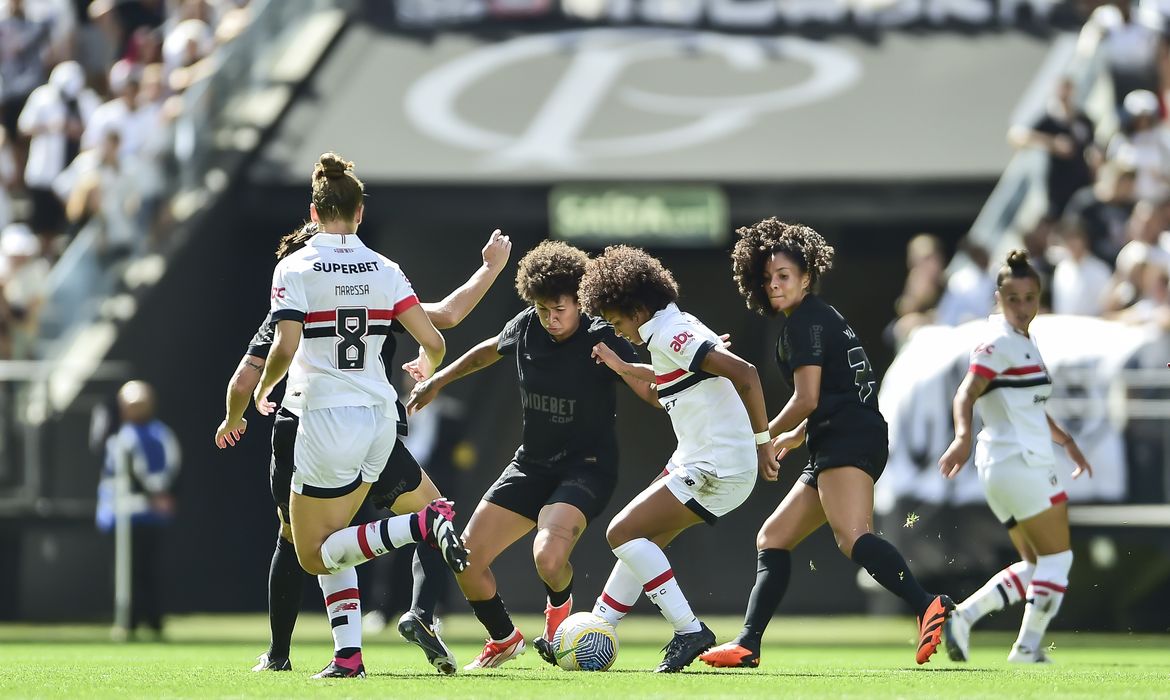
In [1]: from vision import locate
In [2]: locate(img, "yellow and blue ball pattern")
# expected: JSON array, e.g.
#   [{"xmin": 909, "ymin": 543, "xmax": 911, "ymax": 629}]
[{"xmin": 552, "ymin": 612, "xmax": 619, "ymax": 671}]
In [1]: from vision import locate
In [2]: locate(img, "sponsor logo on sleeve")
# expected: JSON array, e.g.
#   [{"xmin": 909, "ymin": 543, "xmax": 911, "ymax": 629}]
[
  {"xmin": 271, "ymin": 286, "xmax": 286, "ymax": 299},
  {"xmin": 669, "ymin": 331, "xmax": 694, "ymax": 353}
]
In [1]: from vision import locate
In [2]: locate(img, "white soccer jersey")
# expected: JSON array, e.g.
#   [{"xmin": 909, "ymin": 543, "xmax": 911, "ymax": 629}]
[
  {"xmin": 639, "ymin": 303, "xmax": 755, "ymax": 477},
  {"xmin": 969, "ymin": 314, "xmax": 1055, "ymax": 468},
  {"xmin": 269, "ymin": 232, "xmax": 419, "ymax": 417}
]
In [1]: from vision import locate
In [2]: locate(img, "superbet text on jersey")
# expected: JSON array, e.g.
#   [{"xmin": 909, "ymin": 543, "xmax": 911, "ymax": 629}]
[{"xmin": 269, "ymin": 232, "xmax": 418, "ymax": 418}]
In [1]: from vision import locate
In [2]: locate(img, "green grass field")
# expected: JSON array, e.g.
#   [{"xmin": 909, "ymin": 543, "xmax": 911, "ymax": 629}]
[{"xmin": 0, "ymin": 614, "xmax": 1165, "ymax": 699}]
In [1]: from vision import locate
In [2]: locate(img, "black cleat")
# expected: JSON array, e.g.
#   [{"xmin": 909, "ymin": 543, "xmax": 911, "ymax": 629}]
[
  {"xmin": 655, "ymin": 622, "xmax": 716, "ymax": 673},
  {"xmin": 418, "ymin": 499, "xmax": 471, "ymax": 573},
  {"xmin": 251, "ymin": 653, "xmax": 292, "ymax": 672},
  {"xmin": 311, "ymin": 660, "xmax": 365, "ymax": 678},
  {"xmin": 398, "ymin": 611, "xmax": 457, "ymax": 675},
  {"xmin": 533, "ymin": 636, "xmax": 558, "ymax": 667}
]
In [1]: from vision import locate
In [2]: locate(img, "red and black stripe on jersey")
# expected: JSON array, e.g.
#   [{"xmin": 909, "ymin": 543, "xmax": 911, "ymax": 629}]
[
  {"xmin": 300, "ymin": 299, "xmax": 417, "ymax": 339},
  {"xmin": 970, "ymin": 364, "xmax": 1052, "ymax": 393}
]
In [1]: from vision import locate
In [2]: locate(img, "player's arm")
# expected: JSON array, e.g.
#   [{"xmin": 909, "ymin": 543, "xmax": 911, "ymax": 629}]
[
  {"xmin": 422, "ymin": 229, "xmax": 512, "ymax": 329},
  {"xmin": 397, "ymin": 303, "xmax": 445, "ymax": 378},
  {"xmin": 619, "ymin": 374, "xmax": 660, "ymax": 408},
  {"xmin": 938, "ymin": 370, "xmax": 990, "ymax": 478},
  {"xmin": 1047, "ymin": 413, "xmax": 1093, "ymax": 479},
  {"xmin": 406, "ymin": 335, "xmax": 502, "ymax": 414},
  {"xmin": 698, "ymin": 346, "xmax": 780, "ymax": 481},
  {"xmin": 590, "ymin": 342, "xmax": 656, "ymax": 382},
  {"xmin": 215, "ymin": 353, "xmax": 264, "ymax": 448},
  {"xmin": 255, "ymin": 320, "xmax": 301, "ymax": 416},
  {"xmin": 768, "ymin": 364, "xmax": 820, "ymax": 440}
]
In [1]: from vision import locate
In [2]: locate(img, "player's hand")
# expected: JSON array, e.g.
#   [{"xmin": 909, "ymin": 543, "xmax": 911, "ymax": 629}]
[
  {"xmin": 719, "ymin": 333, "xmax": 732, "ymax": 349},
  {"xmin": 402, "ymin": 346, "xmax": 433, "ymax": 382},
  {"xmin": 406, "ymin": 378, "xmax": 439, "ymax": 415},
  {"xmin": 757, "ymin": 444, "xmax": 779, "ymax": 482},
  {"xmin": 591, "ymin": 342, "xmax": 623, "ymax": 372},
  {"xmin": 1065, "ymin": 440, "xmax": 1093, "ymax": 479},
  {"xmin": 214, "ymin": 416, "xmax": 247, "ymax": 448},
  {"xmin": 482, "ymin": 229, "xmax": 512, "ymax": 271},
  {"xmin": 253, "ymin": 385, "xmax": 277, "ymax": 416},
  {"xmin": 1051, "ymin": 134, "xmax": 1075, "ymax": 158},
  {"xmin": 938, "ymin": 437, "xmax": 971, "ymax": 479}
]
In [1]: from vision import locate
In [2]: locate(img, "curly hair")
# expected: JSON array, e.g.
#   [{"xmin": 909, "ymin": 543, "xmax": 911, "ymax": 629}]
[
  {"xmin": 731, "ymin": 217, "xmax": 835, "ymax": 316},
  {"xmin": 311, "ymin": 152, "xmax": 364, "ymax": 224},
  {"xmin": 996, "ymin": 248, "xmax": 1041, "ymax": 288},
  {"xmin": 514, "ymin": 240, "xmax": 590, "ymax": 304},
  {"xmin": 275, "ymin": 221, "xmax": 318, "ymax": 260},
  {"xmin": 578, "ymin": 245, "xmax": 679, "ymax": 318}
]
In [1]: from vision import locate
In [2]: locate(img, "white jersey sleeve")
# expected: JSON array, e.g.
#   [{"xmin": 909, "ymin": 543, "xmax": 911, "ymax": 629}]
[
  {"xmin": 270, "ymin": 259, "xmax": 309, "ymax": 322},
  {"xmin": 969, "ymin": 338, "xmax": 1012, "ymax": 380}
]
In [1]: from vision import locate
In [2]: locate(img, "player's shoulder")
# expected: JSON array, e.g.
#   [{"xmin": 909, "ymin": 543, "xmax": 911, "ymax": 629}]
[{"xmin": 274, "ymin": 243, "xmax": 317, "ymax": 272}]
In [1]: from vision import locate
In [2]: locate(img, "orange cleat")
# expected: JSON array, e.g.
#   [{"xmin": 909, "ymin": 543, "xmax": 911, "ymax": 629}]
[
  {"xmin": 542, "ymin": 595, "xmax": 573, "ymax": 642},
  {"xmin": 916, "ymin": 595, "xmax": 955, "ymax": 665},
  {"xmin": 699, "ymin": 641, "xmax": 760, "ymax": 668}
]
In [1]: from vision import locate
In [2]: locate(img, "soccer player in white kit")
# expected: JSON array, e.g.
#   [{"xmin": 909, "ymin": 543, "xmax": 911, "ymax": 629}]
[
  {"xmin": 938, "ymin": 250, "xmax": 1093, "ymax": 664},
  {"xmin": 252, "ymin": 153, "xmax": 469, "ymax": 678},
  {"xmin": 580, "ymin": 245, "xmax": 779, "ymax": 673}
]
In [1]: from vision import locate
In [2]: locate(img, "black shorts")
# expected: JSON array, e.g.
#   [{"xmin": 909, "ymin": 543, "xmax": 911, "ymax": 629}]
[
  {"xmin": 800, "ymin": 407, "xmax": 888, "ymax": 489},
  {"xmin": 27, "ymin": 186, "xmax": 65, "ymax": 235},
  {"xmin": 482, "ymin": 456, "xmax": 617, "ymax": 524},
  {"xmin": 270, "ymin": 406, "xmax": 422, "ymax": 520}
]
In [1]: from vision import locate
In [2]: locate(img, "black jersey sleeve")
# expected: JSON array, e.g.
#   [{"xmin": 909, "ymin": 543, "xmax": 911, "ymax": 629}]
[
  {"xmin": 783, "ymin": 308, "xmax": 825, "ymax": 369},
  {"xmin": 496, "ymin": 307, "xmax": 531, "ymax": 356},
  {"xmin": 245, "ymin": 312, "xmax": 274, "ymax": 358},
  {"xmin": 589, "ymin": 319, "xmax": 638, "ymax": 377}
]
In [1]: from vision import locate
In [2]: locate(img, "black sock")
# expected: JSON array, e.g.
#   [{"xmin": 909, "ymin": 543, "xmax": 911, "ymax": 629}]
[
  {"xmin": 737, "ymin": 549, "xmax": 791, "ymax": 647},
  {"xmin": 544, "ymin": 577, "xmax": 573, "ymax": 608},
  {"xmin": 335, "ymin": 646, "xmax": 360, "ymax": 659},
  {"xmin": 408, "ymin": 513, "xmax": 423, "ymax": 542},
  {"xmin": 469, "ymin": 594, "xmax": 515, "ymax": 641},
  {"xmin": 410, "ymin": 541, "xmax": 447, "ymax": 625},
  {"xmin": 850, "ymin": 533, "xmax": 933, "ymax": 616},
  {"xmin": 267, "ymin": 536, "xmax": 303, "ymax": 659}
]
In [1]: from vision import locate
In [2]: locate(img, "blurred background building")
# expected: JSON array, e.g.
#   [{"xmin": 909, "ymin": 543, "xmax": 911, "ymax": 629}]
[{"xmin": 1, "ymin": 0, "xmax": 1168, "ymax": 633}]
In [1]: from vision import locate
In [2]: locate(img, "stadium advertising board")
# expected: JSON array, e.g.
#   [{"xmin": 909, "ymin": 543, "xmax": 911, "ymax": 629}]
[{"xmin": 550, "ymin": 184, "xmax": 728, "ymax": 247}]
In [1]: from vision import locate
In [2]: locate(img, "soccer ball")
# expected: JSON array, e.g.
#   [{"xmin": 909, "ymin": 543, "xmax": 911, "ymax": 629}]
[{"xmin": 551, "ymin": 612, "xmax": 619, "ymax": 671}]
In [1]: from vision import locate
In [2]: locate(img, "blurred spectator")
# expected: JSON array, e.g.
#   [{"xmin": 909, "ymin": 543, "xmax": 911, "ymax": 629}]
[
  {"xmin": 0, "ymin": 0, "xmax": 52, "ymax": 177},
  {"xmin": 0, "ymin": 125, "xmax": 16, "ymax": 230},
  {"xmin": 935, "ymin": 237, "xmax": 996, "ymax": 326},
  {"xmin": 887, "ymin": 233, "xmax": 947, "ymax": 347},
  {"xmin": 96, "ymin": 380, "xmax": 181, "ymax": 640},
  {"xmin": 1009, "ymin": 77, "xmax": 1100, "ymax": 221},
  {"xmin": 1052, "ymin": 220, "xmax": 1113, "ymax": 315},
  {"xmin": 17, "ymin": 59, "xmax": 98, "ymax": 251},
  {"xmin": 1063, "ymin": 155, "xmax": 1139, "ymax": 263},
  {"xmin": 1113, "ymin": 259, "xmax": 1170, "ymax": 326},
  {"xmin": 1107, "ymin": 89, "xmax": 1170, "ymax": 201},
  {"xmin": 1080, "ymin": 0, "xmax": 1170, "ymax": 109},
  {"xmin": 0, "ymin": 221, "xmax": 49, "ymax": 357},
  {"xmin": 82, "ymin": 59, "xmax": 144, "ymax": 159},
  {"xmin": 59, "ymin": 129, "xmax": 140, "ymax": 260},
  {"xmin": 87, "ymin": 0, "xmax": 165, "ymax": 59}
]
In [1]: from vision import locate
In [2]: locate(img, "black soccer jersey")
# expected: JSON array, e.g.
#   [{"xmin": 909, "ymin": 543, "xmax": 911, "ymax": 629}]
[
  {"xmin": 496, "ymin": 307, "xmax": 638, "ymax": 468},
  {"xmin": 775, "ymin": 294, "xmax": 881, "ymax": 434}
]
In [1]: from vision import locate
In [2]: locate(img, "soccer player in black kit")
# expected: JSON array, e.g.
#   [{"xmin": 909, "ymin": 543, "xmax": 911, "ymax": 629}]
[
  {"xmin": 214, "ymin": 225, "xmax": 512, "ymax": 675},
  {"xmin": 406, "ymin": 240, "xmax": 657, "ymax": 669},
  {"xmin": 701, "ymin": 218, "xmax": 953, "ymax": 668}
]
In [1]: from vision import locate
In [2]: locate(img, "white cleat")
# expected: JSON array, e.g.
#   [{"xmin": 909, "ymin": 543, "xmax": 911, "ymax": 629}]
[
  {"xmin": 944, "ymin": 612, "xmax": 971, "ymax": 662},
  {"xmin": 1007, "ymin": 644, "xmax": 1053, "ymax": 664}
]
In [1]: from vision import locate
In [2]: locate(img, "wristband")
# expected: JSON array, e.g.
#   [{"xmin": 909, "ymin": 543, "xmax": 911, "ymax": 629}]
[{"xmin": 754, "ymin": 431, "xmax": 771, "ymax": 445}]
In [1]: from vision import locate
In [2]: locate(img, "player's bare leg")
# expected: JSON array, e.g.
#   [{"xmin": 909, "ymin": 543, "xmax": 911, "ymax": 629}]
[
  {"xmin": 458, "ymin": 501, "xmax": 535, "ymax": 669},
  {"xmin": 703, "ymin": 482, "xmax": 825, "ymax": 668}
]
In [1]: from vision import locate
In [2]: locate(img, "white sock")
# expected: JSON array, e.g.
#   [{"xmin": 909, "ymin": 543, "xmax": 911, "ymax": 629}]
[
  {"xmin": 593, "ymin": 561, "xmax": 642, "ymax": 628},
  {"xmin": 319, "ymin": 514, "xmax": 416, "ymax": 572},
  {"xmin": 319, "ymin": 568, "xmax": 362, "ymax": 654},
  {"xmin": 612, "ymin": 538, "xmax": 700, "ymax": 634},
  {"xmin": 958, "ymin": 560, "xmax": 1035, "ymax": 625},
  {"xmin": 1015, "ymin": 550, "xmax": 1072, "ymax": 652}
]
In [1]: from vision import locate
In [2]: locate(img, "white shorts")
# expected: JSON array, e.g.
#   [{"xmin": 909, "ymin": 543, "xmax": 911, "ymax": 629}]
[
  {"xmin": 664, "ymin": 462, "xmax": 755, "ymax": 525},
  {"xmin": 292, "ymin": 405, "xmax": 398, "ymax": 498},
  {"xmin": 976, "ymin": 454, "xmax": 1067, "ymax": 526}
]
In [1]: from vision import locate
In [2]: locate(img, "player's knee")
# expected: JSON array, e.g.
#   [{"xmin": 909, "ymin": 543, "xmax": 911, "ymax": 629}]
[
  {"xmin": 279, "ymin": 523, "xmax": 293, "ymax": 543},
  {"xmin": 605, "ymin": 518, "xmax": 632, "ymax": 548},
  {"xmin": 831, "ymin": 527, "xmax": 864, "ymax": 558},
  {"xmin": 533, "ymin": 545, "xmax": 568, "ymax": 581},
  {"xmin": 295, "ymin": 544, "xmax": 329, "ymax": 576}
]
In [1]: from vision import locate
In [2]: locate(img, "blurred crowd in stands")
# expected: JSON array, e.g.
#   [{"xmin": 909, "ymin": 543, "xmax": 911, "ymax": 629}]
[
  {"xmin": 0, "ymin": 0, "xmax": 252, "ymax": 359},
  {"xmin": 890, "ymin": 0, "xmax": 1170, "ymax": 349}
]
